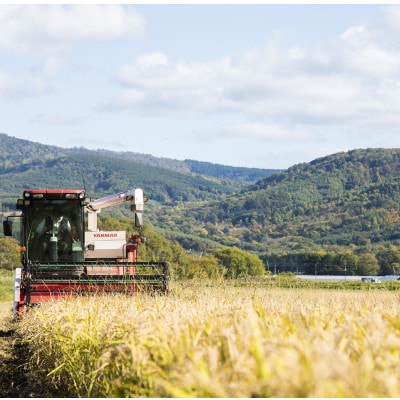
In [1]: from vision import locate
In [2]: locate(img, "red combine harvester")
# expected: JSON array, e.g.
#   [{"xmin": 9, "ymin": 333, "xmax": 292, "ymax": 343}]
[{"xmin": 3, "ymin": 189, "xmax": 169, "ymax": 317}]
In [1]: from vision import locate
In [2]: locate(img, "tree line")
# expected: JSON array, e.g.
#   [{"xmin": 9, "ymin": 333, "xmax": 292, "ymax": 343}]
[
  {"xmin": 2, "ymin": 215, "xmax": 399, "ymax": 278},
  {"xmin": 0, "ymin": 215, "xmax": 265, "ymax": 280},
  {"xmin": 263, "ymin": 247, "xmax": 400, "ymax": 276}
]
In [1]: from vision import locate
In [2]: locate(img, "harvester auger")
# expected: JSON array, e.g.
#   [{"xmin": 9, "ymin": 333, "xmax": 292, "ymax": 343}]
[{"xmin": 2, "ymin": 189, "xmax": 169, "ymax": 317}]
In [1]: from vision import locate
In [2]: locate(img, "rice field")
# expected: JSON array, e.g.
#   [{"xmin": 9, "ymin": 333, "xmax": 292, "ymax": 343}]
[{"xmin": 19, "ymin": 282, "xmax": 400, "ymax": 397}]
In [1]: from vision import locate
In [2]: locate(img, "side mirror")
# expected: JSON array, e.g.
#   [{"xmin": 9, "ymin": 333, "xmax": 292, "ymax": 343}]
[{"xmin": 3, "ymin": 220, "xmax": 13, "ymax": 236}]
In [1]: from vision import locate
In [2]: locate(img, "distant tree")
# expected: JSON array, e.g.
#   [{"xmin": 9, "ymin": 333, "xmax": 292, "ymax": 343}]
[
  {"xmin": 356, "ymin": 253, "xmax": 380, "ymax": 276},
  {"xmin": 182, "ymin": 254, "xmax": 225, "ymax": 280},
  {"xmin": 301, "ymin": 251, "xmax": 326, "ymax": 275},
  {"xmin": 333, "ymin": 252, "xmax": 357, "ymax": 276},
  {"xmin": 376, "ymin": 246, "xmax": 400, "ymax": 275},
  {"xmin": 0, "ymin": 237, "xmax": 20, "ymax": 270},
  {"xmin": 214, "ymin": 246, "xmax": 265, "ymax": 278}
]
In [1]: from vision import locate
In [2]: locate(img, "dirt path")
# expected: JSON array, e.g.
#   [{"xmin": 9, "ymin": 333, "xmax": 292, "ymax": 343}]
[{"xmin": 0, "ymin": 302, "xmax": 41, "ymax": 398}]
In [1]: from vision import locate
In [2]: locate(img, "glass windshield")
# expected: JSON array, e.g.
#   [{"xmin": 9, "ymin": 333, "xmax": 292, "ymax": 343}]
[{"xmin": 25, "ymin": 200, "xmax": 84, "ymax": 263}]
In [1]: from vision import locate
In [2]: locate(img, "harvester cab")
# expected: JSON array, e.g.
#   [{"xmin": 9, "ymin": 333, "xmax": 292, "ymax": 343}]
[{"xmin": 3, "ymin": 189, "xmax": 169, "ymax": 317}]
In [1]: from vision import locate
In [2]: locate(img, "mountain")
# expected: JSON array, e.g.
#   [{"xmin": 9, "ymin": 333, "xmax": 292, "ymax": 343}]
[
  {"xmin": 56, "ymin": 143, "xmax": 277, "ymax": 183},
  {"xmin": 156, "ymin": 148, "xmax": 400, "ymax": 256},
  {"xmin": 0, "ymin": 132, "xmax": 277, "ymax": 209},
  {"xmin": 2, "ymin": 133, "xmax": 400, "ymax": 263},
  {"xmin": 182, "ymin": 160, "xmax": 272, "ymax": 183}
]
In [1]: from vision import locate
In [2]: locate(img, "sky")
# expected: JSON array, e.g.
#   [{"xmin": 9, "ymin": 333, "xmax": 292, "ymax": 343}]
[{"xmin": 1, "ymin": 3, "xmax": 400, "ymax": 169}]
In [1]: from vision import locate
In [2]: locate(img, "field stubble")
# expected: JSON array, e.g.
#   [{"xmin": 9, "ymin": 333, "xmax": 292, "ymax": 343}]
[{"xmin": 18, "ymin": 282, "xmax": 400, "ymax": 397}]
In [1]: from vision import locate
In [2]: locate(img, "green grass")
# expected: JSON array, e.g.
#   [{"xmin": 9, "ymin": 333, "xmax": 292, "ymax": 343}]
[
  {"xmin": 0, "ymin": 270, "xmax": 13, "ymax": 302},
  {"xmin": 18, "ymin": 282, "xmax": 400, "ymax": 398},
  {"xmin": 230, "ymin": 275, "xmax": 400, "ymax": 290}
]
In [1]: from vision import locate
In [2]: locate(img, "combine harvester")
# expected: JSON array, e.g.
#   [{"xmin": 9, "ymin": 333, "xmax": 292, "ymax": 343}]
[{"xmin": 3, "ymin": 189, "xmax": 169, "ymax": 317}]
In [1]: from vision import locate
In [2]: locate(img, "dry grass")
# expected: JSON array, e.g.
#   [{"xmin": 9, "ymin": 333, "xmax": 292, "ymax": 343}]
[{"xmin": 19, "ymin": 282, "xmax": 400, "ymax": 397}]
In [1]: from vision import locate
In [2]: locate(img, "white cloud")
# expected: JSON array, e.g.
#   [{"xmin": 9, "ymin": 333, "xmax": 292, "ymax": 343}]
[
  {"xmin": 0, "ymin": 4, "xmax": 146, "ymax": 53},
  {"xmin": 337, "ymin": 25, "xmax": 400, "ymax": 77},
  {"xmin": 28, "ymin": 56, "xmax": 68, "ymax": 79},
  {"xmin": 0, "ymin": 69, "xmax": 48, "ymax": 100},
  {"xmin": 135, "ymin": 52, "xmax": 169, "ymax": 68},
  {"xmin": 40, "ymin": 57, "xmax": 67, "ymax": 78},
  {"xmin": 31, "ymin": 114, "xmax": 84, "ymax": 126},
  {"xmin": 105, "ymin": 7, "xmax": 400, "ymax": 141},
  {"xmin": 381, "ymin": 5, "xmax": 400, "ymax": 34},
  {"xmin": 340, "ymin": 25, "xmax": 368, "ymax": 43},
  {"xmin": 0, "ymin": 5, "xmax": 146, "ymax": 102},
  {"xmin": 0, "ymin": 70, "xmax": 21, "ymax": 100},
  {"xmin": 0, "ymin": 56, "xmax": 65, "ymax": 102},
  {"xmin": 104, "ymin": 52, "xmax": 230, "ymax": 115}
]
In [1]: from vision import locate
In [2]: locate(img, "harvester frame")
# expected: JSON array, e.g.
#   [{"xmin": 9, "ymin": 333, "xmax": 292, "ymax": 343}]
[{"xmin": 3, "ymin": 188, "xmax": 169, "ymax": 317}]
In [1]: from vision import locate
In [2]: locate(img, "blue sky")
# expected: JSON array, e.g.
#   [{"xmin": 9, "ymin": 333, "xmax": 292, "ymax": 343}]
[{"xmin": 1, "ymin": 4, "xmax": 400, "ymax": 169}]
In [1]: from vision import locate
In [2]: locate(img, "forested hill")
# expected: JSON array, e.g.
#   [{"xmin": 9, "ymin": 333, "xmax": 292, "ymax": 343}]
[
  {"xmin": 183, "ymin": 160, "xmax": 271, "ymax": 183},
  {"xmin": 160, "ymin": 148, "xmax": 400, "ymax": 255},
  {"xmin": 0, "ymin": 133, "xmax": 277, "ymax": 209},
  {"xmin": 252, "ymin": 148, "xmax": 400, "ymax": 192},
  {"xmin": 0, "ymin": 133, "xmax": 278, "ymax": 183},
  {"xmin": 62, "ymin": 141, "xmax": 277, "ymax": 183},
  {"xmin": 3, "ymin": 132, "xmax": 400, "ymax": 261}
]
